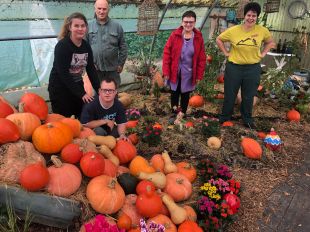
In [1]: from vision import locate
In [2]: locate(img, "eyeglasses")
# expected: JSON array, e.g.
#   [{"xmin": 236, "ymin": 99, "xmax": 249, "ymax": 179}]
[
  {"xmin": 100, "ymin": 88, "xmax": 116, "ymax": 94},
  {"xmin": 183, "ymin": 21, "xmax": 195, "ymax": 24}
]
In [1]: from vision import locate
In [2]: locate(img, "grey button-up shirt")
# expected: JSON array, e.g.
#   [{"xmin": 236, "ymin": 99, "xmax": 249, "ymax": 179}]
[{"xmin": 86, "ymin": 17, "xmax": 128, "ymax": 72}]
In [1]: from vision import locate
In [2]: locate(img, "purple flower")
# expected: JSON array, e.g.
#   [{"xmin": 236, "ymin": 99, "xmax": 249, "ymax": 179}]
[
  {"xmin": 198, "ymin": 196, "xmax": 216, "ymax": 215},
  {"xmin": 217, "ymin": 165, "xmax": 232, "ymax": 179}
]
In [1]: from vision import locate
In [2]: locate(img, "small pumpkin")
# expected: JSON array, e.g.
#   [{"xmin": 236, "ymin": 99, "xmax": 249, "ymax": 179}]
[
  {"xmin": 86, "ymin": 175, "xmax": 125, "ymax": 214},
  {"xmin": 222, "ymin": 121, "xmax": 234, "ymax": 127},
  {"xmin": 150, "ymin": 154, "xmax": 165, "ymax": 172},
  {"xmin": 153, "ymin": 122, "xmax": 162, "ymax": 130},
  {"xmin": 128, "ymin": 133, "xmax": 139, "ymax": 145},
  {"xmin": 287, "ymin": 108, "xmax": 300, "ymax": 122},
  {"xmin": 241, "ymin": 137, "xmax": 262, "ymax": 160},
  {"xmin": 136, "ymin": 186, "xmax": 163, "ymax": 218},
  {"xmin": 183, "ymin": 205, "xmax": 197, "ymax": 222},
  {"xmin": 207, "ymin": 136, "xmax": 221, "ymax": 150},
  {"xmin": 0, "ymin": 118, "xmax": 20, "ymax": 144},
  {"xmin": 44, "ymin": 113, "xmax": 65, "ymax": 123},
  {"xmin": 60, "ymin": 143, "xmax": 83, "ymax": 164},
  {"xmin": 80, "ymin": 151, "xmax": 106, "ymax": 178},
  {"xmin": 136, "ymin": 180, "xmax": 156, "ymax": 195},
  {"xmin": 120, "ymin": 194, "xmax": 143, "ymax": 228},
  {"xmin": 178, "ymin": 221, "xmax": 203, "ymax": 232},
  {"xmin": 129, "ymin": 155, "xmax": 155, "ymax": 176},
  {"xmin": 19, "ymin": 162, "xmax": 49, "ymax": 192},
  {"xmin": 257, "ymin": 131, "xmax": 267, "ymax": 139},
  {"xmin": 19, "ymin": 92, "xmax": 48, "ymax": 120},
  {"xmin": 7, "ymin": 112, "xmax": 41, "ymax": 141},
  {"xmin": 117, "ymin": 213, "xmax": 132, "ymax": 231},
  {"xmin": 32, "ymin": 122, "xmax": 73, "ymax": 154},
  {"xmin": 126, "ymin": 120, "xmax": 138, "ymax": 129},
  {"xmin": 163, "ymin": 173, "xmax": 192, "ymax": 202},
  {"xmin": 60, "ymin": 115, "xmax": 82, "ymax": 138},
  {"xmin": 47, "ymin": 155, "xmax": 82, "ymax": 197},
  {"xmin": 113, "ymin": 140, "xmax": 137, "ymax": 164},
  {"xmin": 176, "ymin": 162, "xmax": 197, "ymax": 183},
  {"xmin": 188, "ymin": 95, "xmax": 204, "ymax": 108},
  {"xmin": 117, "ymin": 172, "xmax": 139, "ymax": 195},
  {"xmin": 184, "ymin": 121, "xmax": 194, "ymax": 128},
  {"xmin": 78, "ymin": 126, "xmax": 96, "ymax": 139}
]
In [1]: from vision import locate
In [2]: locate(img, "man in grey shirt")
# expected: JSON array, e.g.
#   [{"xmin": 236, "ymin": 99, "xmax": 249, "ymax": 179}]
[{"xmin": 86, "ymin": 0, "xmax": 128, "ymax": 87}]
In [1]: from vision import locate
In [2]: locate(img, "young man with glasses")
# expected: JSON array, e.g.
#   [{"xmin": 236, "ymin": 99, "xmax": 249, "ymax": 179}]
[{"xmin": 80, "ymin": 77, "xmax": 128, "ymax": 140}]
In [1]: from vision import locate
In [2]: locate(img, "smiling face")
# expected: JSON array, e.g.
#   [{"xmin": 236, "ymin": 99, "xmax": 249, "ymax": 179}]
[
  {"xmin": 244, "ymin": 10, "xmax": 257, "ymax": 28},
  {"xmin": 95, "ymin": 0, "xmax": 109, "ymax": 23},
  {"xmin": 99, "ymin": 81, "xmax": 117, "ymax": 104},
  {"xmin": 69, "ymin": 18, "xmax": 87, "ymax": 41},
  {"xmin": 182, "ymin": 16, "xmax": 196, "ymax": 33}
]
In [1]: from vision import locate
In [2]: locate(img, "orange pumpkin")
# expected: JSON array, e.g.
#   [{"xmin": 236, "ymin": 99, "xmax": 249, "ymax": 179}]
[
  {"xmin": 7, "ymin": 112, "xmax": 41, "ymax": 141},
  {"xmin": 117, "ymin": 213, "xmax": 132, "ymax": 231},
  {"xmin": 126, "ymin": 120, "xmax": 139, "ymax": 129},
  {"xmin": 32, "ymin": 122, "xmax": 73, "ymax": 154},
  {"xmin": 80, "ymin": 152, "xmax": 106, "ymax": 178},
  {"xmin": 60, "ymin": 116, "xmax": 82, "ymax": 138},
  {"xmin": 78, "ymin": 126, "xmax": 96, "ymax": 139},
  {"xmin": 222, "ymin": 121, "xmax": 234, "ymax": 127},
  {"xmin": 163, "ymin": 173, "xmax": 192, "ymax": 202},
  {"xmin": 44, "ymin": 113, "xmax": 65, "ymax": 123},
  {"xmin": 176, "ymin": 162, "xmax": 197, "ymax": 183},
  {"xmin": 20, "ymin": 162, "xmax": 49, "ymax": 191},
  {"xmin": 153, "ymin": 122, "xmax": 162, "ymax": 130},
  {"xmin": 287, "ymin": 108, "xmax": 300, "ymax": 122},
  {"xmin": 103, "ymin": 159, "xmax": 118, "ymax": 177},
  {"xmin": 60, "ymin": 143, "xmax": 83, "ymax": 164},
  {"xmin": 150, "ymin": 154, "xmax": 165, "ymax": 172},
  {"xmin": 19, "ymin": 92, "xmax": 48, "ymax": 120},
  {"xmin": 86, "ymin": 175, "xmax": 125, "ymax": 214},
  {"xmin": 128, "ymin": 133, "xmax": 139, "ymax": 145},
  {"xmin": 47, "ymin": 155, "xmax": 82, "ymax": 197},
  {"xmin": 178, "ymin": 220, "xmax": 203, "ymax": 232},
  {"xmin": 183, "ymin": 205, "xmax": 197, "ymax": 221},
  {"xmin": 113, "ymin": 140, "xmax": 137, "ymax": 164},
  {"xmin": 136, "ymin": 180, "xmax": 156, "ymax": 195},
  {"xmin": 188, "ymin": 95, "xmax": 204, "ymax": 108},
  {"xmin": 241, "ymin": 137, "xmax": 262, "ymax": 160},
  {"xmin": 0, "ymin": 100, "xmax": 14, "ymax": 118},
  {"xmin": 136, "ymin": 187, "xmax": 163, "ymax": 218},
  {"xmin": 120, "ymin": 194, "xmax": 143, "ymax": 228},
  {"xmin": 129, "ymin": 156, "xmax": 155, "ymax": 176},
  {"xmin": 257, "ymin": 131, "xmax": 267, "ymax": 139},
  {"xmin": 0, "ymin": 118, "xmax": 20, "ymax": 144},
  {"xmin": 147, "ymin": 214, "xmax": 177, "ymax": 232}
]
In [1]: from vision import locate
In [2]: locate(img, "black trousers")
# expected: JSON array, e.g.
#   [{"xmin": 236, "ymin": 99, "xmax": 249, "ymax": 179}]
[
  {"xmin": 219, "ymin": 62, "xmax": 261, "ymax": 124},
  {"xmin": 170, "ymin": 74, "xmax": 191, "ymax": 114}
]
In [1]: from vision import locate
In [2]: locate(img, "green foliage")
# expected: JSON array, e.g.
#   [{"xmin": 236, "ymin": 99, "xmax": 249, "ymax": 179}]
[
  {"xmin": 195, "ymin": 116, "xmax": 221, "ymax": 138},
  {"xmin": 0, "ymin": 201, "xmax": 33, "ymax": 232},
  {"xmin": 141, "ymin": 124, "xmax": 162, "ymax": 147},
  {"xmin": 260, "ymin": 68, "xmax": 289, "ymax": 96},
  {"xmin": 196, "ymin": 36, "xmax": 225, "ymax": 101}
]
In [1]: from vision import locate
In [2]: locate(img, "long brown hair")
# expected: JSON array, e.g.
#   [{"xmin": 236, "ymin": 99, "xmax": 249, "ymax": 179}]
[{"xmin": 58, "ymin": 12, "xmax": 88, "ymax": 40}]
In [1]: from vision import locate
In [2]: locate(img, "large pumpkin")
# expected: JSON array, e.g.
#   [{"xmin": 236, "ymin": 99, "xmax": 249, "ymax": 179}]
[
  {"xmin": 163, "ymin": 173, "xmax": 192, "ymax": 202},
  {"xmin": 87, "ymin": 175, "xmax": 125, "ymax": 214},
  {"xmin": 0, "ymin": 100, "xmax": 14, "ymax": 118},
  {"xmin": 19, "ymin": 162, "xmax": 49, "ymax": 191},
  {"xmin": 32, "ymin": 122, "xmax": 73, "ymax": 154},
  {"xmin": 19, "ymin": 92, "xmax": 48, "ymax": 120},
  {"xmin": 176, "ymin": 162, "xmax": 197, "ymax": 183},
  {"xmin": 136, "ymin": 187, "xmax": 163, "ymax": 218},
  {"xmin": 103, "ymin": 159, "xmax": 118, "ymax": 177},
  {"xmin": 0, "ymin": 118, "xmax": 20, "ymax": 144},
  {"xmin": 80, "ymin": 152, "xmax": 106, "ymax": 178},
  {"xmin": 60, "ymin": 143, "xmax": 83, "ymax": 164},
  {"xmin": 113, "ymin": 140, "xmax": 137, "ymax": 164},
  {"xmin": 129, "ymin": 155, "xmax": 155, "ymax": 176},
  {"xmin": 6, "ymin": 112, "xmax": 41, "ymax": 141},
  {"xmin": 188, "ymin": 95, "xmax": 204, "ymax": 108},
  {"xmin": 47, "ymin": 155, "xmax": 82, "ymax": 197},
  {"xmin": 241, "ymin": 137, "xmax": 262, "ymax": 160}
]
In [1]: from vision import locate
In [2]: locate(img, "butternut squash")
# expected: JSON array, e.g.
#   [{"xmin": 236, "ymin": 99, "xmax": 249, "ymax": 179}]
[
  {"xmin": 87, "ymin": 135, "xmax": 116, "ymax": 149},
  {"xmin": 98, "ymin": 144, "xmax": 120, "ymax": 166},
  {"xmin": 162, "ymin": 150, "xmax": 177, "ymax": 174},
  {"xmin": 161, "ymin": 194, "xmax": 187, "ymax": 225},
  {"xmin": 137, "ymin": 171, "xmax": 166, "ymax": 189}
]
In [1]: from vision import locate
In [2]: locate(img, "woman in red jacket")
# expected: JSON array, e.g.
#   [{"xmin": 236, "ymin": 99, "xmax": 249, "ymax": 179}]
[{"xmin": 162, "ymin": 10, "xmax": 206, "ymax": 116}]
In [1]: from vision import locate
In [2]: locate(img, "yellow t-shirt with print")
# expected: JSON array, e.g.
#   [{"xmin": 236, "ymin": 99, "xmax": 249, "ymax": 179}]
[{"xmin": 218, "ymin": 25, "xmax": 271, "ymax": 64}]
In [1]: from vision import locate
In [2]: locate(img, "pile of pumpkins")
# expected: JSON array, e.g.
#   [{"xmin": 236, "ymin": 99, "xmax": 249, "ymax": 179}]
[{"xmin": 0, "ymin": 93, "xmax": 203, "ymax": 231}]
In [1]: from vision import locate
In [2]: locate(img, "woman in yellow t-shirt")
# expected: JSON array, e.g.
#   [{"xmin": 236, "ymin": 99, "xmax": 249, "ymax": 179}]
[{"xmin": 216, "ymin": 2, "xmax": 275, "ymax": 129}]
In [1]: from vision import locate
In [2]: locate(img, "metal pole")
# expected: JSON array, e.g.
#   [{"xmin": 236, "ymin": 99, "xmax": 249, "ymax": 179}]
[
  {"xmin": 0, "ymin": 35, "xmax": 57, "ymax": 42},
  {"xmin": 199, "ymin": 0, "xmax": 220, "ymax": 31},
  {"xmin": 148, "ymin": 0, "xmax": 173, "ymax": 65}
]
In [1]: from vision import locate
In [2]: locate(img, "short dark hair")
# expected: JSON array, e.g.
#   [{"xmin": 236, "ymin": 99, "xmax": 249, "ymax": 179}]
[
  {"xmin": 100, "ymin": 77, "xmax": 117, "ymax": 89},
  {"xmin": 182, "ymin": 11, "xmax": 196, "ymax": 21},
  {"xmin": 244, "ymin": 2, "xmax": 261, "ymax": 17}
]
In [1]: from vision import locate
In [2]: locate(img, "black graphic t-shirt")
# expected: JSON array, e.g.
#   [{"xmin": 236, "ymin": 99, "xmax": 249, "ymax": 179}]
[
  {"xmin": 48, "ymin": 36, "xmax": 99, "ymax": 99},
  {"xmin": 80, "ymin": 96, "xmax": 127, "ymax": 125}
]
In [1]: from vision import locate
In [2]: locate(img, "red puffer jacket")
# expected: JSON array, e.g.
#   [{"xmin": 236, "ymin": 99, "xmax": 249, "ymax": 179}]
[{"xmin": 162, "ymin": 26, "xmax": 206, "ymax": 85}]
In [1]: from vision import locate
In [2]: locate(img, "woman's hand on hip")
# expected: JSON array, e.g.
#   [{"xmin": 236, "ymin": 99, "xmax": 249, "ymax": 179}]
[{"xmin": 82, "ymin": 93, "xmax": 94, "ymax": 103}]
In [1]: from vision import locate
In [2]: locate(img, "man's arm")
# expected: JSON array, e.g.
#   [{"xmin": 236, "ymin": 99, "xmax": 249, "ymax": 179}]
[
  {"xmin": 84, "ymin": 119, "xmax": 115, "ymax": 129},
  {"xmin": 117, "ymin": 123, "xmax": 128, "ymax": 141}
]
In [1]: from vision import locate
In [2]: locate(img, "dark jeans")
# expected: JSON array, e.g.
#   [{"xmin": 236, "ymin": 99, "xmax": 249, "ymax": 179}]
[
  {"xmin": 97, "ymin": 70, "xmax": 121, "ymax": 88},
  {"xmin": 219, "ymin": 62, "xmax": 261, "ymax": 124},
  {"xmin": 170, "ymin": 75, "xmax": 191, "ymax": 114}
]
